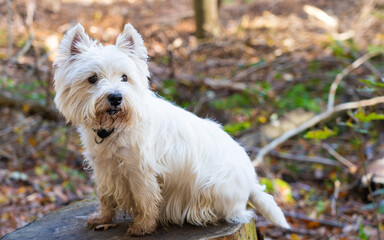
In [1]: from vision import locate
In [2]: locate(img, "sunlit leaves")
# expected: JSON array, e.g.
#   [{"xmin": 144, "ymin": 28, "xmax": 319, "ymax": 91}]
[
  {"xmin": 259, "ymin": 178, "xmax": 295, "ymax": 204},
  {"xmin": 367, "ymin": 44, "xmax": 384, "ymax": 55},
  {"xmin": 224, "ymin": 121, "xmax": 251, "ymax": 135},
  {"xmin": 354, "ymin": 109, "xmax": 384, "ymax": 122},
  {"xmin": 304, "ymin": 126, "xmax": 338, "ymax": 140}
]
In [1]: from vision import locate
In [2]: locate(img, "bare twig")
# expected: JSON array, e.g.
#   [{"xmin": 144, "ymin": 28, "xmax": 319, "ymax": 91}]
[
  {"xmin": 253, "ymin": 50, "xmax": 383, "ymax": 166},
  {"xmin": 331, "ymin": 180, "xmax": 340, "ymax": 216},
  {"xmin": 352, "ymin": 52, "xmax": 384, "ymax": 79},
  {"xmin": 177, "ymin": 73, "xmax": 247, "ymax": 92},
  {"xmin": 338, "ymin": 29, "xmax": 383, "ymax": 79},
  {"xmin": 232, "ymin": 61, "xmax": 267, "ymax": 82},
  {"xmin": 281, "ymin": 227, "xmax": 319, "ymax": 237},
  {"xmin": 10, "ymin": 36, "xmax": 33, "ymax": 63},
  {"xmin": 149, "ymin": 62, "xmax": 248, "ymax": 92},
  {"xmin": 322, "ymin": 143, "xmax": 357, "ymax": 173},
  {"xmin": 94, "ymin": 223, "xmax": 118, "ymax": 231},
  {"xmin": 247, "ymin": 147, "xmax": 340, "ymax": 167},
  {"xmin": 327, "ymin": 53, "xmax": 376, "ymax": 111},
  {"xmin": 253, "ymin": 96, "xmax": 384, "ymax": 166},
  {"xmin": 284, "ymin": 211, "xmax": 346, "ymax": 228},
  {"xmin": 177, "ymin": 61, "xmax": 266, "ymax": 90},
  {"xmin": 303, "ymin": 5, "xmax": 338, "ymax": 29}
]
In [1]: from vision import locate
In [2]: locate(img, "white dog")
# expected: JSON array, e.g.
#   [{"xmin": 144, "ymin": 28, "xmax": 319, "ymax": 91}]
[{"xmin": 53, "ymin": 23, "xmax": 289, "ymax": 236}]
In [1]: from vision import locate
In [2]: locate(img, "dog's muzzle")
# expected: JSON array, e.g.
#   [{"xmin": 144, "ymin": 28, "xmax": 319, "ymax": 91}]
[
  {"xmin": 107, "ymin": 92, "xmax": 123, "ymax": 115},
  {"xmin": 108, "ymin": 92, "xmax": 122, "ymax": 107}
]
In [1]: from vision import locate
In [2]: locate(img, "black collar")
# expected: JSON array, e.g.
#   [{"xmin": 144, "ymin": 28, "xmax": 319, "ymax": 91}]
[{"xmin": 93, "ymin": 128, "xmax": 115, "ymax": 144}]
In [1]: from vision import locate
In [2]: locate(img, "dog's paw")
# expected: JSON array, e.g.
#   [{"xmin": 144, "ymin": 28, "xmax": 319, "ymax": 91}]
[
  {"xmin": 126, "ymin": 221, "xmax": 157, "ymax": 236},
  {"xmin": 87, "ymin": 212, "xmax": 113, "ymax": 227}
]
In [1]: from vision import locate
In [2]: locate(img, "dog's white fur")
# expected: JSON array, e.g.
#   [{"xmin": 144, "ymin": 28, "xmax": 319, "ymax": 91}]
[{"xmin": 53, "ymin": 23, "xmax": 289, "ymax": 236}]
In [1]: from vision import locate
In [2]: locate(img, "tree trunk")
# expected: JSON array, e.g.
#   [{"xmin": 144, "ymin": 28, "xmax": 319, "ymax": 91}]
[{"xmin": 193, "ymin": 0, "xmax": 221, "ymax": 38}]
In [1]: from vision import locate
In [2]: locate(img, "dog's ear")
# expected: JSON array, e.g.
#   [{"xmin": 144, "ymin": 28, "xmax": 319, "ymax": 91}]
[
  {"xmin": 59, "ymin": 23, "xmax": 92, "ymax": 57},
  {"xmin": 116, "ymin": 24, "xmax": 148, "ymax": 61}
]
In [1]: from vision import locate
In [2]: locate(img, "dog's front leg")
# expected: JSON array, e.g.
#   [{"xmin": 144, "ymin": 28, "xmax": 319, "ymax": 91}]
[
  {"xmin": 87, "ymin": 190, "xmax": 116, "ymax": 227},
  {"xmin": 127, "ymin": 172, "xmax": 161, "ymax": 236}
]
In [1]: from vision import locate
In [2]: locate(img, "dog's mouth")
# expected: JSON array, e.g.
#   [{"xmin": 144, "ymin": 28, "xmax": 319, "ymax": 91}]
[
  {"xmin": 94, "ymin": 104, "xmax": 129, "ymax": 131},
  {"xmin": 106, "ymin": 107, "xmax": 121, "ymax": 116}
]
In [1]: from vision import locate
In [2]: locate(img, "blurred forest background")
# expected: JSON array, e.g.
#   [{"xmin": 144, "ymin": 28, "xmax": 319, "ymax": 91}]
[{"xmin": 1, "ymin": 0, "xmax": 384, "ymax": 239}]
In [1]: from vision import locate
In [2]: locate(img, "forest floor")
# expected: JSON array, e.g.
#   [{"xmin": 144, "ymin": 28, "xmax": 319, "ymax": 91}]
[{"xmin": 1, "ymin": 0, "xmax": 384, "ymax": 239}]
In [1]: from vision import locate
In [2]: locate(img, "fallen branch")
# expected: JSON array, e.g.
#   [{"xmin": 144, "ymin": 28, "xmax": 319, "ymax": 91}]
[
  {"xmin": 331, "ymin": 180, "xmax": 341, "ymax": 216},
  {"xmin": 0, "ymin": 91, "xmax": 61, "ymax": 121},
  {"xmin": 247, "ymin": 147, "xmax": 340, "ymax": 167},
  {"xmin": 177, "ymin": 73, "xmax": 247, "ymax": 91},
  {"xmin": 327, "ymin": 53, "xmax": 376, "ymax": 111},
  {"xmin": 322, "ymin": 143, "xmax": 357, "ymax": 173},
  {"xmin": 253, "ymin": 96, "xmax": 384, "ymax": 166},
  {"xmin": 284, "ymin": 211, "xmax": 346, "ymax": 228},
  {"xmin": 232, "ymin": 61, "xmax": 267, "ymax": 82},
  {"xmin": 253, "ymin": 51, "xmax": 383, "ymax": 167},
  {"xmin": 150, "ymin": 61, "xmax": 264, "ymax": 92},
  {"xmin": 10, "ymin": 36, "xmax": 33, "ymax": 63},
  {"xmin": 281, "ymin": 227, "xmax": 319, "ymax": 237},
  {"xmin": 303, "ymin": 5, "xmax": 338, "ymax": 28}
]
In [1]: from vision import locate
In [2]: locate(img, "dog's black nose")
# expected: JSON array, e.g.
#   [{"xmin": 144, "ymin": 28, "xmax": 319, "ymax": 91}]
[{"xmin": 108, "ymin": 93, "xmax": 122, "ymax": 107}]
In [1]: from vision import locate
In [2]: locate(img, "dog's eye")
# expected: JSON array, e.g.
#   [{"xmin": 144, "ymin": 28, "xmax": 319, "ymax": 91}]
[
  {"xmin": 88, "ymin": 75, "xmax": 98, "ymax": 84},
  {"xmin": 122, "ymin": 74, "xmax": 128, "ymax": 82}
]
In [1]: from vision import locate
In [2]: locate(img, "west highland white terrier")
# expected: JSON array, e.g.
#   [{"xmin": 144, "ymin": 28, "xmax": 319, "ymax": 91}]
[{"xmin": 53, "ymin": 23, "xmax": 289, "ymax": 236}]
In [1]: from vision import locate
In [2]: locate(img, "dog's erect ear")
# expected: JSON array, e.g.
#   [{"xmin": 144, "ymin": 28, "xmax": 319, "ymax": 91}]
[
  {"xmin": 116, "ymin": 24, "xmax": 148, "ymax": 61},
  {"xmin": 59, "ymin": 23, "xmax": 92, "ymax": 57}
]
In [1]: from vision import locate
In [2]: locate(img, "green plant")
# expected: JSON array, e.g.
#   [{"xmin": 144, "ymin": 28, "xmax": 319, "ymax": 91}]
[
  {"xmin": 355, "ymin": 109, "xmax": 384, "ymax": 122},
  {"xmin": 158, "ymin": 79, "xmax": 178, "ymax": 101},
  {"xmin": 315, "ymin": 200, "xmax": 327, "ymax": 217},
  {"xmin": 277, "ymin": 84, "xmax": 322, "ymax": 112},
  {"xmin": 223, "ymin": 121, "xmax": 251, "ymax": 135},
  {"xmin": 358, "ymin": 76, "xmax": 384, "ymax": 95},
  {"xmin": 259, "ymin": 178, "xmax": 295, "ymax": 204},
  {"xmin": 304, "ymin": 126, "xmax": 338, "ymax": 140},
  {"xmin": 212, "ymin": 82, "xmax": 270, "ymax": 111},
  {"xmin": 362, "ymin": 199, "xmax": 384, "ymax": 214},
  {"xmin": 358, "ymin": 219, "xmax": 368, "ymax": 240},
  {"xmin": 2, "ymin": 78, "xmax": 49, "ymax": 104},
  {"xmin": 325, "ymin": 37, "xmax": 358, "ymax": 59}
]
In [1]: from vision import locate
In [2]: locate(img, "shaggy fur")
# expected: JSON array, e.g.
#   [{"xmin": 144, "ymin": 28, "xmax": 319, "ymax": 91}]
[{"xmin": 53, "ymin": 23, "xmax": 290, "ymax": 236}]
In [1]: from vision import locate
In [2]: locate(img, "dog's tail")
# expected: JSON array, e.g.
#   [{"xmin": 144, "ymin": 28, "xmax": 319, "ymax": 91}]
[{"xmin": 249, "ymin": 184, "xmax": 290, "ymax": 229}]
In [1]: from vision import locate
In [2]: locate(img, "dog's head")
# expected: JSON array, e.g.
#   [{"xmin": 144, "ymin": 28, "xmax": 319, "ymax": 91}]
[{"xmin": 53, "ymin": 23, "xmax": 150, "ymax": 130}]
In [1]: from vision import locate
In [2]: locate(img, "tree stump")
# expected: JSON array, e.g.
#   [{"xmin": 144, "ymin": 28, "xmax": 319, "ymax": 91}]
[{"xmin": 2, "ymin": 199, "xmax": 263, "ymax": 240}]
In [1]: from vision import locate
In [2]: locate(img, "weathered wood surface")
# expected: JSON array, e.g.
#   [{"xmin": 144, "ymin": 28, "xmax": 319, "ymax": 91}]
[{"xmin": 2, "ymin": 199, "xmax": 260, "ymax": 240}]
